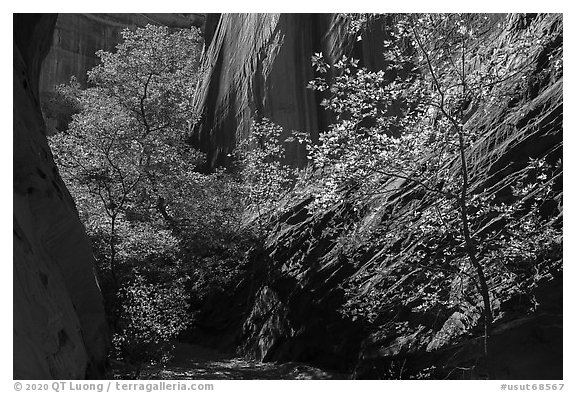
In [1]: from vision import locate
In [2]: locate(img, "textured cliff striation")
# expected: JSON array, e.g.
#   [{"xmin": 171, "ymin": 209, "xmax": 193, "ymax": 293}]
[
  {"xmin": 205, "ymin": 13, "xmax": 562, "ymax": 378},
  {"xmin": 14, "ymin": 14, "xmax": 109, "ymax": 379},
  {"xmin": 192, "ymin": 13, "xmax": 390, "ymax": 168}
]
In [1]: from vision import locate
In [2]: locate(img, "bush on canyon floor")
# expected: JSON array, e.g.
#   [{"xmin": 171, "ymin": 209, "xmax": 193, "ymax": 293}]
[{"xmin": 49, "ymin": 24, "xmax": 255, "ymax": 366}]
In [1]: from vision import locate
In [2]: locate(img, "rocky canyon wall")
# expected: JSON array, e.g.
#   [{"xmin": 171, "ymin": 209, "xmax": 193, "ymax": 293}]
[
  {"xmin": 14, "ymin": 14, "xmax": 109, "ymax": 379},
  {"xmin": 192, "ymin": 13, "xmax": 389, "ymax": 167}
]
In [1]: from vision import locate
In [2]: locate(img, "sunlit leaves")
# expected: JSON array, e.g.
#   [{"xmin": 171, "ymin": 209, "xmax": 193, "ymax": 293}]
[
  {"xmin": 89, "ymin": 25, "xmax": 201, "ymax": 132},
  {"xmin": 50, "ymin": 25, "xmax": 205, "ymax": 228},
  {"xmin": 306, "ymin": 14, "xmax": 562, "ymax": 351},
  {"xmin": 234, "ymin": 118, "xmax": 301, "ymax": 225},
  {"xmin": 48, "ymin": 25, "xmax": 217, "ymax": 366},
  {"xmin": 49, "ymin": 24, "xmax": 266, "ymax": 370},
  {"xmin": 115, "ymin": 275, "xmax": 190, "ymax": 364}
]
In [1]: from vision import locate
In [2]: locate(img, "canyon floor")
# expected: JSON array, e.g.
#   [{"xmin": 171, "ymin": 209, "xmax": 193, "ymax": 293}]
[{"xmin": 113, "ymin": 343, "xmax": 346, "ymax": 380}]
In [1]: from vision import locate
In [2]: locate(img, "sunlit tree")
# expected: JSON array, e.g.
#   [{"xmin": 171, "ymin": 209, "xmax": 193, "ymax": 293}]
[{"xmin": 305, "ymin": 13, "xmax": 561, "ymax": 376}]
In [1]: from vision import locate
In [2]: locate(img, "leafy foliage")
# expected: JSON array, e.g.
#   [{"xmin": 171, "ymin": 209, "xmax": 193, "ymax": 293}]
[
  {"xmin": 234, "ymin": 118, "xmax": 301, "ymax": 228},
  {"xmin": 48, "ymin": 25, "xmax": 253, "ymax": 367},
  {"xmin": 113, "ymin": 275, "xmax": 190, "ymax": 368},
  {"xmin": 50, "ymin": 25, "xmax": 204, "ymax": 224},
  {"xmin": 40, "ymin": 76, "xmax": 83, "ymax": 134},
  {"xmin": 306, "ymin": 14, "xmax": 543, "ymax": 212},
  {"xmin": 303, "ymin": 13, "xmax": 562, "ymax": 369}
]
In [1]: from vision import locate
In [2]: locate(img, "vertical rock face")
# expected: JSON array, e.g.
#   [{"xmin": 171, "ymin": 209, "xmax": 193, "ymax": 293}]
[
  {"xmin": 14, "ymin": 14, "xmax": 109, "ymax": 379},
  {"xmin": 193, "ymin": 13, "xmax": 385, "ymax": 167}
]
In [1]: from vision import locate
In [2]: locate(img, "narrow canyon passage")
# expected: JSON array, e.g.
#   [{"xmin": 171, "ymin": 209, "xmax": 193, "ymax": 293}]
[{"xmin": 14, "ymin": 13, "xmax": 563, "ymax": 380}]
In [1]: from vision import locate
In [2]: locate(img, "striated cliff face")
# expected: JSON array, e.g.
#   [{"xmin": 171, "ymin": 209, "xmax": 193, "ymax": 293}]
[
  {"xmin": 14, "ymin": 14, "xmax": 109, "ymax": 379},
  {"xmin": 196, "ymin": 13, "xmax": 562, "ymax": 379},
  {"xmin": 192, "ymin": 13, "xmax": 389, "ymax": 167}
]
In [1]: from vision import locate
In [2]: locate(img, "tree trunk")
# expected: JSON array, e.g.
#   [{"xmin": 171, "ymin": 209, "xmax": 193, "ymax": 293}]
[
  {"xmin": 457, "ymin": 129, "xmax": 493, "ymax": 377},
  {"xmin": 109, "ymin": 214, "xmax": 119, "ymax": 292},
  {"xmin": 109, "ymin": 213, "xmax": 121, "ymax": 332}
]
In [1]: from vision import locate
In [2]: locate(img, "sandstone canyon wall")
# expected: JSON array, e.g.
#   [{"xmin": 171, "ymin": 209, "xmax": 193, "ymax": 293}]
[
  {"xmin": 14, "ymin": 14, "xmax": 109, "ymax": 379},
  {"xmin": 192, "ymin": 13, "xmax": 389, "ymax": 167}
]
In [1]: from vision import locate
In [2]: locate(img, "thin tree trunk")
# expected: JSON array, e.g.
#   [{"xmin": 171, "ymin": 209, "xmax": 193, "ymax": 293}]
[
  {"xmin": 110, "ymin": 214, "xmax": 119, "ymax": 292},
  {"xmin": 456, "ymin": 129, "xmax": 492, "ymax": 377},
  {"xmin": 110, "ymin": 216, "xmax": 119, "ymax": 293},
  {"xmin": 411, "ymin": 16, "xmax": 493, "ymax": 377},
  {"xmin": 108, "ymin": 213, "xmax": 121, "ymax": 331}
]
